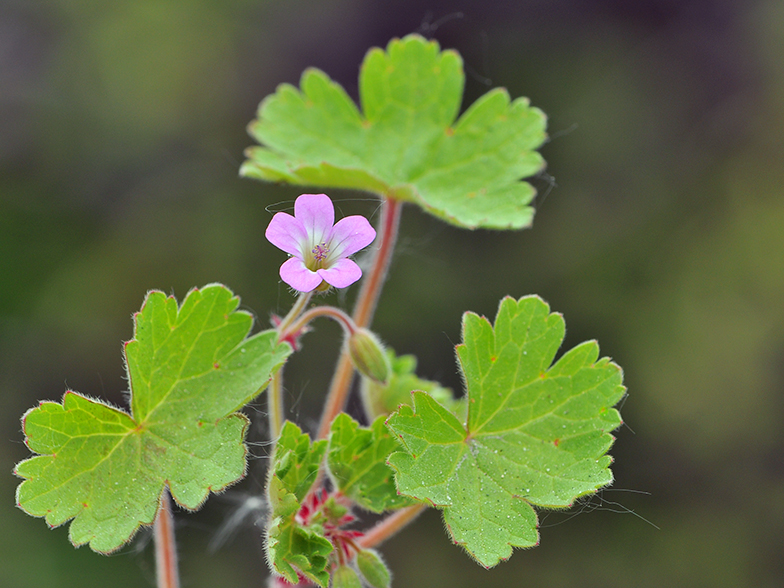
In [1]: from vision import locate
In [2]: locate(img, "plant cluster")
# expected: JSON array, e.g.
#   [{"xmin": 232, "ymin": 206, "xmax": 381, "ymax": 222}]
[{"xmin": 14, "ymin": 35, "xmax": 625, "ymax": 588}]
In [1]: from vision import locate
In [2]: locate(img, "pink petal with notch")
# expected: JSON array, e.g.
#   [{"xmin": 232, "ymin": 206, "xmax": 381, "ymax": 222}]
[{"xmin": 280, "ymin": 257, "xmax": 323, "ymax": 292}]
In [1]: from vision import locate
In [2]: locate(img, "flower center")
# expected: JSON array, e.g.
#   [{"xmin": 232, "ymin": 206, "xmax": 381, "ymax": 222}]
[{"xmin": 311, "ymin": 243, "xmax": 330, "ymax": 268}]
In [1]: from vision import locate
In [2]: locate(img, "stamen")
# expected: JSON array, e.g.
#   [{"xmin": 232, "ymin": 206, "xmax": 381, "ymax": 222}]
[{"xmin": 312, "ymin": 243, "xmax": 329, "ymax": 261}]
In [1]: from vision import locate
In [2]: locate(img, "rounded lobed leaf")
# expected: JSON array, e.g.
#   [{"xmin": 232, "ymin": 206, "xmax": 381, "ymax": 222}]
[
  {"xmin": 386, "ymin": 295, "xmax": 625, "ymax": 567},
  {"xmin": 15, "ymin": 284, "xmax": 292, "ymax": 553},
  {"xmin": 242, "ymin": 34, "xmax": 547, "ymax": 230}
]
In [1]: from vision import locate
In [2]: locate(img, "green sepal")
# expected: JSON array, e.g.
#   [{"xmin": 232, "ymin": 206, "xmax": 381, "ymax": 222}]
[
  {"xmin": 242, "ymin": 34, "xmax": 547, "ymax": 230},
  {"xmin": 332, "ymin": 565, "xmax": 362, "ymax": 588},
  {"xmin": 356, "ymin": 549, "xmax": 392, "ymax": 588},
  {"xmin": 327, "ymin": 413, "xmax": 417, "ymax": 512},
  {"xmin": 347, "ymin": 328, "xmax": 390, "ymax": 384},
  {"xmin": 14, "ymin": 284, "xmax": 292, "ymax": 553},
  {"xmin": 386, "ymin": 296, "xmax": 625, "ymax": 568},
  {"xmin": 361, "ymin": 350, "xmax": 461, "ymax": 420},
  {"xmin": 266, "ymin": 421, "xmax": 331, "ymax": 587}
]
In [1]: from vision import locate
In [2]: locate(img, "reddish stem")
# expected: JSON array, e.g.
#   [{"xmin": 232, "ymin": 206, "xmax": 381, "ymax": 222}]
[
  {"xmin": 283, "ymin": 306, "xmax": 357, "ymax": 341},
  {"xmin": 353, "ymin": 197, "xmax": 403, "ymax": 328},
  {"xmin": 154, "ymin": 489, "xmax": 180, "ymax": 588},
  {"xmin": 317, "ymin": 197, "xmax": 403, "ymax": 439},
  {"xmin": 357, "ymin": 504, "xmax": 427, "ymax": 549}
]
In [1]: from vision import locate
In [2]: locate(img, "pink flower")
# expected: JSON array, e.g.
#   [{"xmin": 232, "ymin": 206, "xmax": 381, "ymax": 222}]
[{"xmin": 265, "ymin": 194, "xmax": 376, "ymax": 292}]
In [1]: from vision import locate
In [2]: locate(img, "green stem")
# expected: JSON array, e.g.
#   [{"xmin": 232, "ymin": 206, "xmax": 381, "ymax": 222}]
[
  {"xmin": 267, "ymin": 371, "xmax": 285, "ymax": 442},
  {"xmin": 317, "ymin": 197, "xmax": 403, "ymax": 439},
  {"xmin": 154, "ymin": 489, "xmax": 180, "ymax": 588},
  {"xmin": 275, "ymin": 306, "xmax": 357, "ymax": 442},
  {"xmin": 276, "ymin": 290, "xmax": 314, "ymax": 335},
  {"xmin": 269, "ymin": 291, "xmax": 313, "ymax": 440}
]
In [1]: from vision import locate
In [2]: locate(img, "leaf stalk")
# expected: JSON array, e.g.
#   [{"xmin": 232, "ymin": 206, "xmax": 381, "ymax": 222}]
[
  {"xmin": 154, "ymin": 489, "xmax": 180, "ymax": 588},
  {"xmin": 358, "ymin": 503, "xmax": 427, "ymax": 549},
  {"xmin": 317, "ymin": 197, "xmax": 402, "ymax": 439}
]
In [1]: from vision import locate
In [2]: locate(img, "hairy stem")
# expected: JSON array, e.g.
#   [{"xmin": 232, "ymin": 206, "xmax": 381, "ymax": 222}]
[
  {"xmin": 352, "ymin": 197, "xmax": 403, "ymax": 329},
  {"xmin": 267, "ymin": 370, "xmax": 285, "ymax": 441},
  {"xmin": 276, "ymin": 306, "xmax": 357, "ymax": 442},
  {"xmin": 154, "ymin": 489, "xmax": 180, "ymax": 588},
  {"xmin": 283, "ymin": 305, "xmax": 356, "ymax": 341},
  {"xmin": 269, "ymin": 291, "xmax": 313, "ymax": 440},
  {"xmin": 276, "ymin": 291, "xmax": 313, "ymax": 335},
  {"xmin": 358, "ymin": 504, "xmax": 427, "ymax": 549},
  {"xmin": 317, "ymin": 197, "xmax": 402, "ymax": 439}
]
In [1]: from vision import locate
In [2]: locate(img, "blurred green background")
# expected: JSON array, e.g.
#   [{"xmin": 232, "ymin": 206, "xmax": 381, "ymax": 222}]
[{"xmin": 2, "ymin": 1, "xmax": 783, "ymax": 586}]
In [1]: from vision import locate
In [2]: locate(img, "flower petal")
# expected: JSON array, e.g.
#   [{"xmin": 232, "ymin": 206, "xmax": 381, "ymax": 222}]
[
  {"xmin": 295, "ymin": 194, "xmax": 334, "ymax": 248},
  {"xmin": 327, "ymin": 215, "xmax": 376, "ymax": 260},
  {"xmin": 317, "ymin": 258, "xmax": 362, "ymax": 288},
  {"xmin": 266, "ymin": 212, "xmax": 308, "ymax": 257},
  {"xmin": 280, "ymin": 257, "xmax": 323, "ymax": 292}
]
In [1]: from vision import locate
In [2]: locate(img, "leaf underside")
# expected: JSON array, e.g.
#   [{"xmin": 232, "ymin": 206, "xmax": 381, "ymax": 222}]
[
  {"xmin": 15, "ymin": 284, "xmax": 292, "ymax": 553},
  {"xmin": 242, "ymin": 34, "xmax": 547, "ymax": 230},
  {"xmin": 386, "ymin": 295, "xmax": 625, "ymax": 567}
]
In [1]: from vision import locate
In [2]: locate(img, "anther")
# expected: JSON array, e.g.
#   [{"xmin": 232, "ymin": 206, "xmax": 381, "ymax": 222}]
[{"xmin": 312, "ymin": 243, "xmax": 329, "ymax": 261}]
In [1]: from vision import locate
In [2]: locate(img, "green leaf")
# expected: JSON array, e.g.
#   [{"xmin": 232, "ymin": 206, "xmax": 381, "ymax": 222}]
[
  {"xmin": 360, "ymin": 350, "xmax": 462, "ymax": 419},
  {"xmin": 266, "ymin": 421, "xmax": 331, "ymax": 587},
  {"xmin": 266, "ymin": 516, "xmax": 332, "ymax": 588},
  {"xmin": 327, "ymin": 414, "xmax": 417, "ymax": 512},
  {"xmin": 14, "ymin": 284, "xmax": 292, "ymax": 553},
  {"xmin": 241, "ymin": 34, "xmax": 547, "ymax": 230},
  {"xmin": 386, "ymin": 296, "xmax": 625, "ymax": 567},
  {"xmin": 270, "ymin": 421, "xmax": 329, "ymax": 512}
]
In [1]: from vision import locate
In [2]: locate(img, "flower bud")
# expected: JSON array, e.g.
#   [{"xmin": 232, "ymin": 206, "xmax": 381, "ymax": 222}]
[
  {"xmin": 356, "ymin": 549, "xmax": 391, "ymax": 588},
  {"xmin": 347, "ymin": 328, "xmax": 390, "ymax": 384},
  {"xmin": 332, "ymin": 565, "xmax": 362, "ymax": 588}
]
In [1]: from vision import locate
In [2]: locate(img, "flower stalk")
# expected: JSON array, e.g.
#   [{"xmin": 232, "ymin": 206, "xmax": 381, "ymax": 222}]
[
  {"xmin": 282, "ymin": 305, "xmax": 356, "ymax": 341},
  {"xmin": 317, "ymin": 196, "xmax": 402, "ymax": 439},
  {"xmin": 281, "ymin": 306, "xmax": 389, "ymax": 385},
  {"xmin": 269, "ymin": 291, "xmax": 313, "ymax": 440}
]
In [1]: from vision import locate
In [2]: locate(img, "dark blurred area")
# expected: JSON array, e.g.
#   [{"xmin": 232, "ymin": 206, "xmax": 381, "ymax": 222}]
[{"xmin": 2, "ymin": 1, "xmax": 784, "ymax": 586}]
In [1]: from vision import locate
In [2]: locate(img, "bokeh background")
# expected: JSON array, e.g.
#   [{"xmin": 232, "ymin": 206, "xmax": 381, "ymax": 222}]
[{"xmin": 2, "ymin": 1, "xmax": 784, "ymax": 586}]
